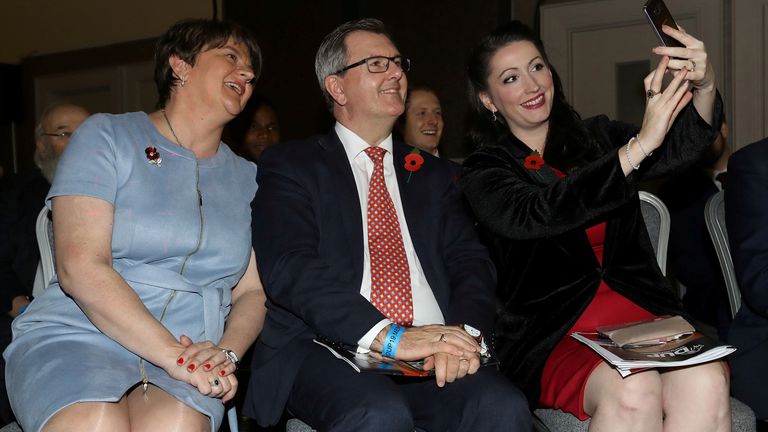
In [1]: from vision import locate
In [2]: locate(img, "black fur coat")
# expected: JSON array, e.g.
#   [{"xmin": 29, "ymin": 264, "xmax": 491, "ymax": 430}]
[{"xmin": 460, "ymin": 96, "xmax": 723, "ymax": 405}]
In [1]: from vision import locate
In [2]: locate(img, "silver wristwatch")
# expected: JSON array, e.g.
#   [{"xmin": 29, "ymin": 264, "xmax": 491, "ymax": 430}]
[
  {"xmin": 222, "ymin": 349, "xmax": 240, "ymax": 370},
  {"xmin": 463, "ymin": 324, "xmax": 490, "ymax": 358}
]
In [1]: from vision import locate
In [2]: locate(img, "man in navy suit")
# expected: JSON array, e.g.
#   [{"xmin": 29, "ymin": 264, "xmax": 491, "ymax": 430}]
[
  {"xmin": 243, "ymin": 18, "xmax": 530, "ymax": 431},
  {"xmin": 725, "ymin": 137, "xmax": 768, "ymax": 429}
]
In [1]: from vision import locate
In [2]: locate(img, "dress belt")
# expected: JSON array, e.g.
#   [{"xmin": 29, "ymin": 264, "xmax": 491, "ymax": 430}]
[{"xmin": 117, "ymin": 263, "xmax": 229, "ymax": 341}]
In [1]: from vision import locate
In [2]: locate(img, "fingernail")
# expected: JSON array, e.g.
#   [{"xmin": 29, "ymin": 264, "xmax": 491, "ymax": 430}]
[
  {"xmin": 187, "ymin": 364, "xmax": 196, "ymax": 372},
  {"xmin": 177, "ymin": 358, "xmax": 184, "ymax": 366},
  {"xmin": 204, "ymin": 363, "xmax": 212, "ymax": 371},
  {"xmin": 220, "ymin": 370, "xmax": 226, "ymax": 376}
]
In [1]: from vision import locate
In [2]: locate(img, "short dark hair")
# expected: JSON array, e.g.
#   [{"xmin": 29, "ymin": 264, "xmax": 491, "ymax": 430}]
[
  {"xmin": 314, "ymin": 18, "xmax": 393, "ymax": 109},
  {"xmin": 154, "ymin": 19, "xmax": 262, "ymax": 109},
  {"xmin": 227, "ymin": 93, "xmax": 277, "ymax": 146},
  {"xmin": 466, "ymin": 21, "xmax": 600, "ymax": 170}
]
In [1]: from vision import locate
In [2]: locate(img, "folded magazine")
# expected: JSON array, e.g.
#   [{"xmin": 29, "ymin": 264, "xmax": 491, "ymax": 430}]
[
  {"xmin": 571, "ymin": 331, "xmax": 736, "ymax": 377},
  {"xmin": 313, "ymin": 338, "xmax": 499, "ymax": 377}
]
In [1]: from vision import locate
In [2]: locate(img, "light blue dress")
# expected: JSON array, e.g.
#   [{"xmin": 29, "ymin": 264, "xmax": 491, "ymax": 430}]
[{"xmin": 3, "ymin": 112, "xmax": 257, "ymax": 432}]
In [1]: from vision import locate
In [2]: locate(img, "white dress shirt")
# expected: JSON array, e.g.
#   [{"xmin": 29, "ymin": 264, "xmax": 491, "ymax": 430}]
[{"xmin": 334, "ymin": 123, "xmax": 445, "ymax": 351}]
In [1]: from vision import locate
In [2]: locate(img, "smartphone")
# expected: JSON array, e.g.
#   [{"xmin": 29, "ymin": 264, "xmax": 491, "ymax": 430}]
[{"xmin": 643, "ymin": 0, "xmax": 685, "ymax": 48}]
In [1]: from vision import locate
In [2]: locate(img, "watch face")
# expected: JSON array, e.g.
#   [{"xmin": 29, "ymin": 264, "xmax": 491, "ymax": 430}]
[
  {"xmin": 224, "ymin": 349, "xmax": 240, "ymax": 365},
  {"xmin": 463, "ymin": 324, "xmax": 481, "ymax": 338}
]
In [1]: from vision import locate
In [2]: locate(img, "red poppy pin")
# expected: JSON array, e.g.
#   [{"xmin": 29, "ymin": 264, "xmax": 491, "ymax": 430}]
[
  {"xmin": 523, "ymin": 150, "xmax": 544, "ymax": 171},
  {"xmin": 404, "ymin": 148, "xmax": 424, "ymax": 183},
  {"xmin": 145, "ymin": 146, "xmax": 162, "ymax": 167}
]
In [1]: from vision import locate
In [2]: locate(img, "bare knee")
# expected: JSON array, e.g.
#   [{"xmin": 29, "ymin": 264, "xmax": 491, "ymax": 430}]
[
  {"xmin": 601, "ymin": 373, "xmax": 663, "ymax": 419},
  {"xmin": 663, "ymin": 362, "xmax": 730, "ymax": 424},
  {"xmin": 693, "ymin": 362, "xmax": 730, "ymax": 399}
]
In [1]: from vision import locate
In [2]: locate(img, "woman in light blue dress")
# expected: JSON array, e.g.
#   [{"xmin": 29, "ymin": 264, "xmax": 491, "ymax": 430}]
[{"xmin": 4, "ymin": 19, "xmax": 266, "ymax": 432}]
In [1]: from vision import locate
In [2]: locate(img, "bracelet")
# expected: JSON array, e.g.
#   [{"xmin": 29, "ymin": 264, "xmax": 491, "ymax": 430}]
[
  {"xmin": 18, "ymin": 304, "xmax": 28, "ymax": 315},
  {"xmin": 625, "ymin": 140, "xmax": 640, "ymax": 170},
  {"xmin": 630, "ymin": 136, "xmax": 652, "ymax": 157},
  {"xmin": 381, "ymin": 324, "xmax": 405, "ymax": 359}
]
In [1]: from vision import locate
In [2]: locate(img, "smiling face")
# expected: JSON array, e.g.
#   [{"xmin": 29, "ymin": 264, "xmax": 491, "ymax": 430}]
[
  {"xmin": 181, "ymin": 38, "xmax": 255, "ymax": 119},
  {"xmin": 479, "ymin": 41, "xmax": 554, "ymax": 139},
  {"xmin": 330, "ymin": 31, "xmax": 407, "ymax": 129},
  {"xmin": 403, "ymin": 89, "xmax": 443, "ymax": 154}
]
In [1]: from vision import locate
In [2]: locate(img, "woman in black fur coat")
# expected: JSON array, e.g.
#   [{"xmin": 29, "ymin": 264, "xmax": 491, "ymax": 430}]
[{"xmin": 461, "ymin": 21, "xmax": 729, "ymax": 431}]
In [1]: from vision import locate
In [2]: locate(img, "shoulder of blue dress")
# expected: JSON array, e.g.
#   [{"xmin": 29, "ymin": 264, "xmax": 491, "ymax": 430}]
[{"xmin": 222, "ymin": 144, "xmax": 258, "ymax": 180}]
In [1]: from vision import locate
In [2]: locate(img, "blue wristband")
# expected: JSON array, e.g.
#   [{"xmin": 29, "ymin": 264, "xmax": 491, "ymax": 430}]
[
  {"xmin": 381, "ymin": 324, "xmax": 405, "ymax": 359},
  {"xmin": 18, "ymin": 304, "xmax": 28, "ymax": 315}
]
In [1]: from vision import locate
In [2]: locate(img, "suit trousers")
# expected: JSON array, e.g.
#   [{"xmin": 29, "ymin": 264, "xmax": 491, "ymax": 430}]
[{"xmin": 286, "ymin": 343, "xmax": 532, "ymax": 432}]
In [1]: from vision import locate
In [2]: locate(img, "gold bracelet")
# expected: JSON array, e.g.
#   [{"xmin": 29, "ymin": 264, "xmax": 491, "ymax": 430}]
[{"xmin": 625, "ymin": 140, "xmax": 640, "ymax": 170}]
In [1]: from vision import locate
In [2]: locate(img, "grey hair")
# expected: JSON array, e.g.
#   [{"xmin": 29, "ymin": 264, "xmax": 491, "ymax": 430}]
[
  {"xmin": 34, "ymin": 121, "xmax": 44, "ymax": 138},
  {"xmin": 314, "ymin": 18, "xmax": 392, "ymax": 109},
  {"xmin": 35, "ymin": 103, "xmax": 64, "ymax": 138},
  {"xmin": 34, "ymin": 102, "xmax": 85, "ymax": 138}
]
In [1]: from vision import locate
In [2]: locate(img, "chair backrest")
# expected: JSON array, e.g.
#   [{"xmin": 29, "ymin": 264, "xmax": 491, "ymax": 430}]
[
  {"xmin": 32, "ymin": 206, "xmax": 55, "ymax": 298},
  {"xmin": 639, "ymin": 191, "xmax": 670, "ymax": 275},
  {"xmin": 704, "ymin": 190, "xmax": 741, "ymax": 318}
]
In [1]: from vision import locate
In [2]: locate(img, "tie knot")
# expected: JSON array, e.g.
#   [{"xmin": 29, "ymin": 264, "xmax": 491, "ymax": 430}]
[{"xmin": 364, "ymin": 146, "xmax": 387, "ymax": 163}]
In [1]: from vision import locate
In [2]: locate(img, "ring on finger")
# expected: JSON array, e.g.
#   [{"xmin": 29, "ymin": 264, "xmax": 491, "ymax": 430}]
[
  {"xmin": 438, "ymin": 333, "xmax": 446, "ymax": 343},
  {"xmin": 689, "ymin": 60, "xmax": 696, "ymax": 72},
  {"xmin": 212, "ymin": 378, "xmax": 220, "ymax": 387},
  {"xmin": 646, "ymin": 89, "xmax": 659, "ymax": 99}
]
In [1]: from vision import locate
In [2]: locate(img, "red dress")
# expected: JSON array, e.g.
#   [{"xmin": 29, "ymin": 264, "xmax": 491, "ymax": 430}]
[{"xmin": 538, "ymin": 221, "xmax": 657, "ymax": 420}]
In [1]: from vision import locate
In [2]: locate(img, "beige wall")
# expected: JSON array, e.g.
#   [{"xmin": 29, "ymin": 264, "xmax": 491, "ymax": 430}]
[{"xmin": 0, "ymin": 0, "xmax": 213, "ymax": 64}]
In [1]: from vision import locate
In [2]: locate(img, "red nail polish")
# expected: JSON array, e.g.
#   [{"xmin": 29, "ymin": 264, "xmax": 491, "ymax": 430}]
[
  {"xmin": 177, "ymin": 358, "xmax": 184, "ymax": 366},
  {"xmin": 187, "ymin": 364, "xmax": 196, "ymax": 372},
  {"xmin": 204, "ymin": 363, "xmax": 212, "ymax": 370},
  {"xmin": 219, "ymin": 370, "xmax": 226, "ymax": 376}
]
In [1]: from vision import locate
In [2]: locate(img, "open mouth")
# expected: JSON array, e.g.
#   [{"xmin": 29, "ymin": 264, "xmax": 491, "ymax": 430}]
[
  {"xmin": 420, "ymin": 129, "xmax": 438, "ymax": 136},
  {"xmin": 521, "ymin": 94, "xmax": 545, "ymax": 109},
  {"xmin": 379, "ymin": 87, "xmax": 400, "ymax": 96},
  {"xmin": 225, "ymin": 81, "xmax": 244, "ymax": 95}
]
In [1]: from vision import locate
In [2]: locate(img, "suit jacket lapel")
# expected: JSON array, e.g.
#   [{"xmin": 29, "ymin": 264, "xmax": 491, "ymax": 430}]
[
  {"xmin": 318, "ymin": 132, "xmax": 364, "ymax": 274},
  {"xmin": 393, "ymin": 142, "xmax": 426, "ymax": 258}
]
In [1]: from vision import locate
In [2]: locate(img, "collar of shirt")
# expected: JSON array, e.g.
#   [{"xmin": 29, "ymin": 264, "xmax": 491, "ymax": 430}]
[{"xmin": 335, "ymin": 122, "xmax": 394, "ymax": 168}]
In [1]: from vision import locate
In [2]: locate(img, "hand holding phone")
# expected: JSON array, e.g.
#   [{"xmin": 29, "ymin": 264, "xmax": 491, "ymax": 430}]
[{"xmin": 643, "ymin": 0, "xmax": 685, "ymax": 48}]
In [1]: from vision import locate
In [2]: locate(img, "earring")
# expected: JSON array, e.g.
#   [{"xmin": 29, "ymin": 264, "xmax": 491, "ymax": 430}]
[
  {"xmin": 491, "ymin": 111, "xmax": 498, "ymax": 122},
  {"xmin": 180, "ymin": 77, "xmax": 186, "ymax": 87}
]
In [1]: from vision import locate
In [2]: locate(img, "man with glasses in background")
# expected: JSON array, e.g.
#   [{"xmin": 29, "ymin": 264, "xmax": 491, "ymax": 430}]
[
  {"xmin": 243, "ymin": 19, "xmax": 530, "ymax": 432},
  {"xmin": 0, "ymin": 102, "xmax": 88, "ymax": 423}
]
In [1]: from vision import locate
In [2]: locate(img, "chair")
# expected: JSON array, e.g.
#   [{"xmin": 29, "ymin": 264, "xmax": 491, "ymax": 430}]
[
  {"xmin": 286, "ymin": 418, "xmax": 430, "ymax": 432},
  {"xmin": 31, "ymin": 206, "xmax": 55, "ymax": 298},
  {"xmin": 704, "ymin": 190, "xmax": 742, "ymax": 318},
  {"xmin": 639, "ymin": 190, "xmax": 670, "ymax": 275},
  {"xmin": 0, "ymin": 422, "xmax": 21, "ymax": 432}
]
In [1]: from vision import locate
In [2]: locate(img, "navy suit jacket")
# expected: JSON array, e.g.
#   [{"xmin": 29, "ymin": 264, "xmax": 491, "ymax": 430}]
[
  {"xmin": 243, "ymin": 130, "xmax": 496, "ymax": 425},
  {"xmin": 725, "ymin": 137, "xmax": 768, "ymax": 419}
]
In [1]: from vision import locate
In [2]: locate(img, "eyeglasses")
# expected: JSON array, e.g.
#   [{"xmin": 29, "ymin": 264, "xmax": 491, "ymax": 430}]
[
  {"xmin": 40, "ymin": 131, "xmax": 73, "ymax": 139},
  {"xmin": 334, "ymin": 56, "xmax": 411, "ymax": 75}
]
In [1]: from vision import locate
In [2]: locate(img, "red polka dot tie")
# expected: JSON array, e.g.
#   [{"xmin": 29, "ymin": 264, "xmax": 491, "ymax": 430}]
[{"xmin": 364, "ymin": 146, "xmax": 413, "ymax": 327}]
